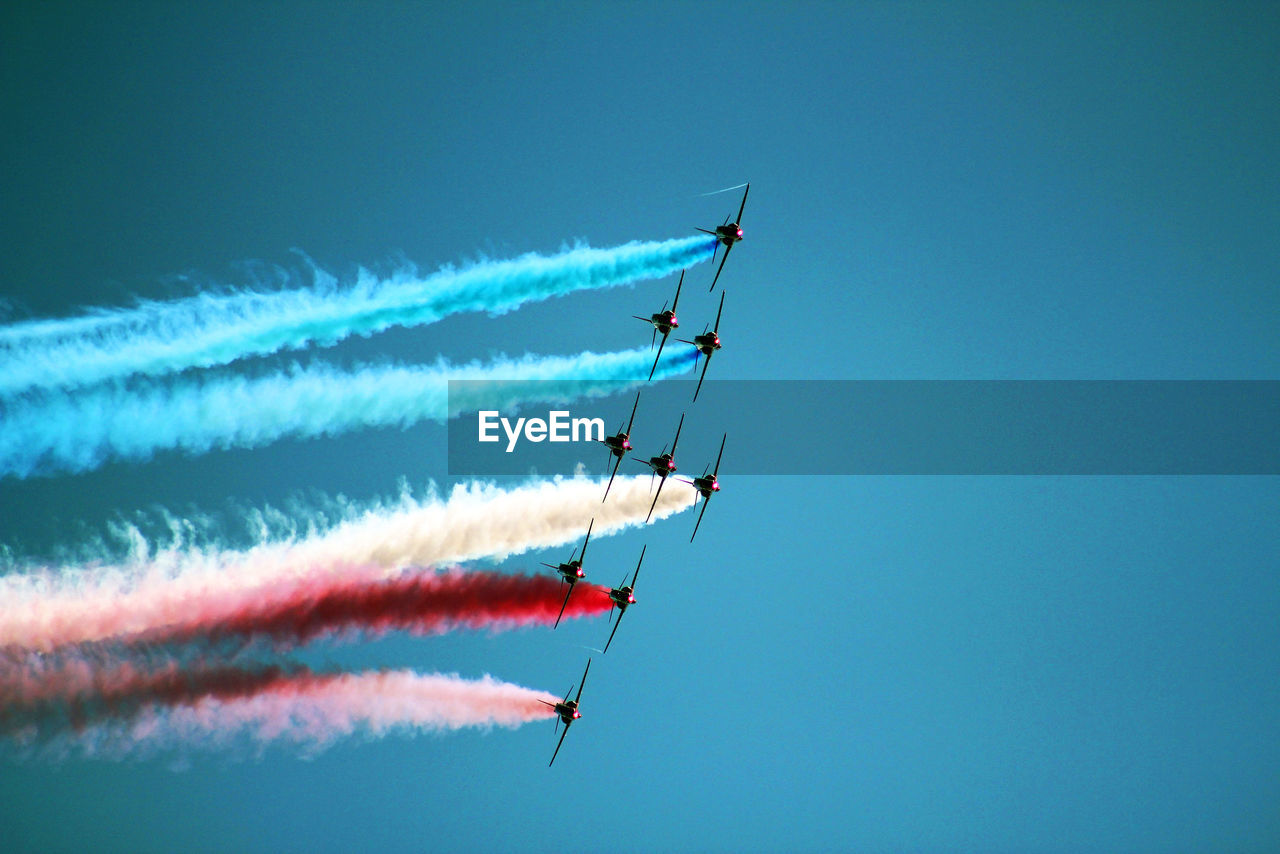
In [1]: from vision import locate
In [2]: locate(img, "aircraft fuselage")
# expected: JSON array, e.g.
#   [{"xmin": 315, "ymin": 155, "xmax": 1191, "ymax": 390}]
[
  {"xmin": 609, "ymin": 586, "xmax": 635, "ymax": 609},
  {"xmin": 715, "ymin": 223, "xmax": 743, "ymax": 246},
  {"xmin": 648, "ymin": 310, "xmax": 678, "ymax": 333},
  {"xmin": 692, "ymin": 332, "xmax": 721, "ymax": 355},
  {"xmin": 603, "ymin": 433, "xmax": 631, "ymax": 457},
  {"xmin": 553, "ymin": 701, "xmax": 580, "ymax": 726},
  {"xmin": 645, "ymin": 455, "xmax": 676, "ymax": 477},
  {"xmin": 555, "ymin": 562, "xmax": 585, "ymax": 582}
]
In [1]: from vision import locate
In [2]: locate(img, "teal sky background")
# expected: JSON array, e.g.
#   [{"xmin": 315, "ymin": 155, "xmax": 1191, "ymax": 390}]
[{"xmin": 2, "ymin": 3, "xmax": 1277, "ymax": 852}]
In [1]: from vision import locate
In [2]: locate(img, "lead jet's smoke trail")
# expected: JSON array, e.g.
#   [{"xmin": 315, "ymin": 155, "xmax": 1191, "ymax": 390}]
[
  {"xmin": 0, "ymin": 345, "xmax": 697, "ymax": 478},
  {"xmin": 0, "ymin": 476, "xmax": 696, "ymax": 648},
  {"xmin": 1, "ymin": 660, "xmax": 556, "ymax": 756},
  {"xmin": 0, "ymin": 569, "xmax": 613, "ymax": 652},
  {"xmin": 0, "ymin": 236, "xmax": 716, "ymax": 396}
]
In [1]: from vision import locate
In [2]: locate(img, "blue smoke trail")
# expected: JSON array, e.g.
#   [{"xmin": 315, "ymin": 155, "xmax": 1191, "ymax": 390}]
[
  {"xmin": 0, "ymin": 236, "xmax": 715, "ymax": 396},
  {"xmin": 0, "ymin": 347, "xmax": 698, "ymax": 478}
]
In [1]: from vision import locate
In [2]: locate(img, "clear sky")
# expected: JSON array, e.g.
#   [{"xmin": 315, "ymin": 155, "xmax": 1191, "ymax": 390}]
[{"xmin": 2, "ymin": 2, "xmax": 1278, "ymax": 852}]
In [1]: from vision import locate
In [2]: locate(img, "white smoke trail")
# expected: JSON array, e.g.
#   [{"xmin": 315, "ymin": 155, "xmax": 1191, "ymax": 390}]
[
  {"xmin": 0, "ymin": 475, "xmax": 696, "ymax": 649},
  {"xmin": 3, "ymin": 664, "xmax": 557, "ymax": 757}
]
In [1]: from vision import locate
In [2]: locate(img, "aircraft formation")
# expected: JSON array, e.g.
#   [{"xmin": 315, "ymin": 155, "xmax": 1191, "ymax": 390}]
[{"xmin": 543, "ymin": 183, "xmax": 747, "ymax": 765}]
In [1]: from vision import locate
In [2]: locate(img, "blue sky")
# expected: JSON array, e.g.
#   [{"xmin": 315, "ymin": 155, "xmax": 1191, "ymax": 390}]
[{"xmin": 2, "ymin": 2, "xmax": 1278, "ymax": 852}]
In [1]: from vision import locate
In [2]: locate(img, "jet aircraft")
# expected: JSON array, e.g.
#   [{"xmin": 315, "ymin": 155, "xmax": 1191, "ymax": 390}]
[
  {"xmin": 602, "ymin": 545, "xmax": 644, "ymax": 654},
  {"xmin": 633, "ymin": 413, "xmax": 684, "ymax": 523},
  {"xmin": 541, "ymin": 520, "xmax": 593, "ymax": 628},
  {"xmin": 542, "ymin": 659, "xmax": 590, "ymax": 767},
  {"xmin": 633, "ymin": 270, "xmax": 684, "ymax": 381},
  {"xmin": 600, "ymin": 391, "xmax": 641, "ymax": 502},
  {"xmin": 680, "ymin": 433, "xmax": 725, "ymax": 542},
  {"xmin": 676, "ymin": 291, "xmax": 724, "ymax": 402},
  {"xmin": 696, "ymin": 182, "xmax": 749, "ymax": 291}
]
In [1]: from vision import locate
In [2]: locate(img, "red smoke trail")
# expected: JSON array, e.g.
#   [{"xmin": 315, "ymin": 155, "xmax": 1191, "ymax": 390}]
[
  {"xmin": 1, "ymin": 659, "xmax": 297, "ymax": 728},
  {"xmin": 1, "ymin": 659, "xmax": 558, "ymax": 752},
  {"xmin": 1, "ymin": 569, "xmax": 613, "ymax": 652},
  {"xmin": 143, "ymin": 569, "xmax": 614, "ymax": 648}
]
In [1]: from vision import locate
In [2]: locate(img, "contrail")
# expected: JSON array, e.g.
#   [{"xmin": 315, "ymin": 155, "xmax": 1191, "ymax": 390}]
[
  {"xmin": 0, "ymin": 476, "xmax": 696, "ymax": 648},
  {"xmin": 0, "ymin": 345, "xmax": 697, "ymax": 478},
  {"xmin": 697, "ymin": 182, "xmax": 750, "ymax": 196},
  {"xmin": 1, "ymin": 660, "xmax": 558, "ymax": 755},
  {"xmin": 0, "ymin": 236, "xmax": 717, "ymax": 396},
  {"xmin": 1, "ymin": 569, "xmax": 613, "ymax": 651}
]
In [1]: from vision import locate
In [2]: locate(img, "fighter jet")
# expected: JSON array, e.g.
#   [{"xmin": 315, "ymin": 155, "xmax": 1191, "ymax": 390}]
[
  {"xmin": 633, "ymin": 270, "xmax": 683, "ymax": 381},
  {"xmin": 542, "ymin": 659, "xmax": 590, "ymax": 767},
  {"xmin": 540, "ymin": 520, "xmax": 593, "ymax": 628},
  {"xmin": 600, "ymin": 391, "xmax": 640, "ymax": 502},
  {"xmin": 676, "ymin": 291, "xmax": 724, "ymax": 402},
  {"xmin": 602, "ymin": 545, "xmax": 644, "ymax": 654},
  {"xmin": 632, "ymin": 413, "xmax": 684, "ymax": 523},
  {"xmin": 696, "ymin": 182, "xmax": 749, "ymax": 291},
  {"xmin": 679, "ymin": 433, "xmax": 725, "ymax": 542}
]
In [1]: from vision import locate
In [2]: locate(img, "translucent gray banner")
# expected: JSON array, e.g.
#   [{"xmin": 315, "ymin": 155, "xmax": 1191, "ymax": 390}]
[{"xmin": 447, "ymin": 380, "xmax": 1279, "ymax": 475}]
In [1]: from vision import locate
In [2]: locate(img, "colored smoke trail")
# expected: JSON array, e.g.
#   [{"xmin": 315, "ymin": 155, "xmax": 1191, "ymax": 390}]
[
  {"xmin": 149, "ymin": 571, "xmax": 614, "ymax": 648},
  {"xmin": 0, "ymin": 476, "xmax": 695, "ymax": 647},
  {"xmin": 0, "ymin": 345, "xmax": 697, "ymax": 478},
  {"xmin": 291, "ymin": 474, "xmax": 698, "ymax": 571},
  {"xmin": 1, "ymin": 569, "xmax": 613, "ymax": 651},
  {"xmin": 0, "ymin": 236, "xmax": 716, "ymax": 396},
  {"xmin": 1, "ymin": 661, "xmax": 557, "ymax": 754}
]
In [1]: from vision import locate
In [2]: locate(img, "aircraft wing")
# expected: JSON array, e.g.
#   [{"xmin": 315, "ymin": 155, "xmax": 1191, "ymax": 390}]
[
  {"xmin": 692, "ymin": 352, "xmax": 713, "ymax": 402},
  {"xmin": 709, "ymin": 243, "xmax": 732, "ymax": 291},
  {"xmin": 690, "ymin": 493, "xmax": 712, "ymax": 542},
  {"xmin": 645, "ymin": 476, "xmax": 667, "ymax": 523},
  {"xmin": 601, "ymin": 455, "xmax": 623, "ymax": 502},
  {"xmin": 647, "ymin": 332, "xmax": 668, "ymax": 380},
  {"xmin": 549, "ymin": 723, "xmax": 570, "ymax": 767},
  {"xmin": 579, "ymin": 519, "xmax": 593, "ymax": 562},
  {"xmin": 602, "ymin": 610, "xmax": 625, "ymax": 654},
  {"xmin": 553, "ymin": 583, "xmax": 575, "ymax": 629},
  {"xmin": 631, "ymin": 544, "xmax": 645, "ymax": 587},
  {"xmin": 625, "ymin": 390, "xmax": 640, "ymax": 434}
]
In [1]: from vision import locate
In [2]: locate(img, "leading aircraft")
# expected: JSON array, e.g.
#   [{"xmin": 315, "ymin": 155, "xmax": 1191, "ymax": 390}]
[
  {"xmin": 541, "ymin": 520, "xmax": 593, "ymax": 628},
  {"xmin": 680, "ymin": 433, "xmax": 726, "ymax": 542},
  {"xmin": 633, "ymin": 270, "xmax": 683, "ymax": 381},
  {"xmin": 602, "ymin": 545, "xmax": 644, "ymax": 654},
  {"xmin": 542, "ymin": 659, "xmax": 590, "ymax": 767},
  {"xmin": 600, "ymin": 390, "xmax": 641, "ymax": 502},
  {"xmin": 696, "ymin": 182, "xmax": 749, "ymax": 291},
  {"xmin": 676, "ymin": 291, "xmax": 724, "ymax": 402},
  {"xmin": 633, "ymin": 412, "xmax": 684, "ymax": 523}
]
